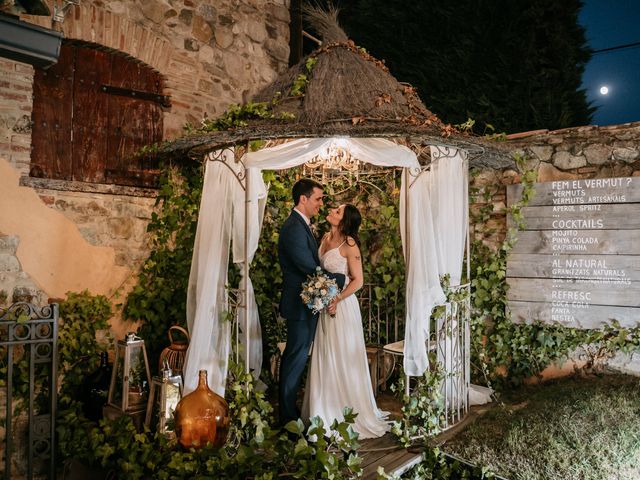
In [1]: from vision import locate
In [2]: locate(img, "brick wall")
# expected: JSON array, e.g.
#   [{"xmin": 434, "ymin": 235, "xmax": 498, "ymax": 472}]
[
  {"xmin": 20, "ymin": 0, "xmax": 291, "ymax": 137},
  {"xmin": 0, "ymin": 59, "xmax": 34, "ymax": 177}
]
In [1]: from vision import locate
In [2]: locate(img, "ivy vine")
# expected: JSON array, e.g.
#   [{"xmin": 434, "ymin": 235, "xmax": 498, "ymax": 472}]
[
  {"xmin": 56, "ymin": 291, "xmax": 364, "ymax": 478},
  {"xmin": 469, "ymin": 154, "xmax": 640, "ymax": 389},
  {"xmin": 123, "ymin": 163, "xmax": 203, "ymax": 366},
  {"xmin": 290, "ymin": 57, "xmax": 318, "ymax": 97},
  {"xmin": 55, "ymin": 290, "xmax": 497, "ymax": 478},
  {"xmin": 56, "ymin": 153, "xmax": 640, "ymax": 478}
]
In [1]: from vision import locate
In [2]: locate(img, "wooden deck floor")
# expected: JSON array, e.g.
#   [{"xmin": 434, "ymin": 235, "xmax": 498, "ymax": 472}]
[
  {"xmin": 355, "ymin": 397, "xmax": 497, "ymax": 478},
  {"xmin": 358, "ymin": 433, "xmax": 423, "ymax": 479}
]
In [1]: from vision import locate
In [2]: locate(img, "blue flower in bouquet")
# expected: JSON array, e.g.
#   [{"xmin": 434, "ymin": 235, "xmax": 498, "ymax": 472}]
[{"xmin": 300, "ymin": 267, "xmax": 339, "ymax": 314}]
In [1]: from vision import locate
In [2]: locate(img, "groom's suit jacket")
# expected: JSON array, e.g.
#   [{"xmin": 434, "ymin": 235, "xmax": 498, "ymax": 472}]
[
  {"xmin": 277, "ymin": 209, "xmax": 346, "ymax": 424},
  {"xmin": 278, "ymin": 210, "xmax": 345, "ymax": 322}
]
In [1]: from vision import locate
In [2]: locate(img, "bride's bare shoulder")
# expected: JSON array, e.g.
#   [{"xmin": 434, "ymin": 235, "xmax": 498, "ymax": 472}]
[{"xmin": 344, "ymin": 237, "xmax": 361, "ymax": 254}]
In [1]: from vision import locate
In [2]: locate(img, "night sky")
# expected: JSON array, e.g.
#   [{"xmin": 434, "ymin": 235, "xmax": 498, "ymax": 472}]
[{"xmin": 580, "ymin": 0, "xmax": 640, "ymax": 126}]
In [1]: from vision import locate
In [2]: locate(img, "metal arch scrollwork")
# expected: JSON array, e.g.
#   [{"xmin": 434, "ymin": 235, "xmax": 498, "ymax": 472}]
[
  {"xmin": 408, "ymin": 142, "xmax": 431, "ymax": 167},
  {"xmin": 430, "ymin": 144, "xmax": 468, "ymax": 162},
  {"xmin": 405, "ymin": 142, "xmax": 431, "ymax": 185},
  {"xmin": 206, "ymin": 147, "xmax": 247, "ymax": 191},
  {"xmin": 0, "ymin": 301, "xmax": 54, "ymax": 324},
  {"xmin": 407, "ymin": 164, "xmax": 425, "ymax": 178},
  {"xmin": 407, "ymin": 143, "xmax": 472, "ymax": 187}
]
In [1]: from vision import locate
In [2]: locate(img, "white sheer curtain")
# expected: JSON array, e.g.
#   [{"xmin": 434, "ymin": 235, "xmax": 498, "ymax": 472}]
[
  {"xmin": 429, "ymin": 147, "xmax": 468, "ymax": 285},
  {"xmin": 428, "ymin": 148, "xmax": 468, "ymax": 406},
  {"xmin": 184, "ymin": 153, "xmax": 268, "ymax": 396},
  {"xmin": 400, "ymin": 170, "xmax": 446, "ymax": 376},
  {"xmin": 184, "ymin": 151, "xmax": 235, "ymax": 395},
  {"xmin": 428, "ymin": 148, "xmax": 491, "ymax": 405},
  {"xmin": 249, "ymin": 137, "xmax": 444, "ymax": 379},
  {"xmin": 232, "ymin": 168, "xmax": 268, "ymax": 383},
  {"xmin": 183, "ymin": 137, "xmax": 448, "ymax": 395},
  {"xmin": 244, "ymin": 137, "xmax": 419, "ymax": 169}
]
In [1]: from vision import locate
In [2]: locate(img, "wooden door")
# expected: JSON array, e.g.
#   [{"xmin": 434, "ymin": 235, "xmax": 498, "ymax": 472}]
[{"xmin": 31, "ymin": 43, "xmax": 164, "ymax": 188}]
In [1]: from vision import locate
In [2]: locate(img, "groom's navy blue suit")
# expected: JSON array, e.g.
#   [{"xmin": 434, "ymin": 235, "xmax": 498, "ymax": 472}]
[{"xmin": 278, "ymin": 210, "xmax": 345, "ymax": 425}]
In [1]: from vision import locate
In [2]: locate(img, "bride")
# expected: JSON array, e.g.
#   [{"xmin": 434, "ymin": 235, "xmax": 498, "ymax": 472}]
[{"xmin": 302, "ymin": 203, "xmax": 390, "ymax": 439}]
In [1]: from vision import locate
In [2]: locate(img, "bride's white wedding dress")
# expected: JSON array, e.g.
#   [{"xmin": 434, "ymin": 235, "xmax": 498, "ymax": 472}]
[{"xmin": 302, "ymin": 244, "xmax": 390, "ymax": 439}]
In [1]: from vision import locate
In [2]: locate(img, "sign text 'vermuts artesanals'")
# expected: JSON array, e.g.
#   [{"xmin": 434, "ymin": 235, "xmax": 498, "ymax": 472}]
[{"xmin": 506, "ymin": 176, "xmax": 640, "ymax": 329}]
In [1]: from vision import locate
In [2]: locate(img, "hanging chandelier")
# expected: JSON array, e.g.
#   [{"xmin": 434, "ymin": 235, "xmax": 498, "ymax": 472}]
[{"xmin": 305, "ymin": 139, "xmax": 360, "ymax": 172}]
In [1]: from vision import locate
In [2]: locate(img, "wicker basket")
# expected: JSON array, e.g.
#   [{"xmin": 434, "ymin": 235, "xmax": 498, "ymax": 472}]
[{"xmin": 158, "ymin": 325, "xmax": 189, "ymax": 376}]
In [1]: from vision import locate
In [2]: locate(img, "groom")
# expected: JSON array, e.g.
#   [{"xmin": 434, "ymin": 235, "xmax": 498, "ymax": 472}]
[{"xmin": 278, "ymin": 178, "xmax": 346, "ymax": 426}]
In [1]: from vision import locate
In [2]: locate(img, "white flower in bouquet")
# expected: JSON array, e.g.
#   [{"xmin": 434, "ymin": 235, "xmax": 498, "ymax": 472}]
[{"xmin": 300, "ymin": 266, "xmax": 339, "ymax": 314}]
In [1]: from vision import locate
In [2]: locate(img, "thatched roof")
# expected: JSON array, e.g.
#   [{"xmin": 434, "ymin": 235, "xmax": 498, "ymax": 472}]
[
  {"xmin": 163, "ymin": 6, "xmax": 512, "ymax": 169},
  {"xmin": 253, "ymin": 6, "xmax": 440, "ymax": 128},
  {"xmin": 253, "ymin": 41, "xmax": 440, "ymax": 127}
]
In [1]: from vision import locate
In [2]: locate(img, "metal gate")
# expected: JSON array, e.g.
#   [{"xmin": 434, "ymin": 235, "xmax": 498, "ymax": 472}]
[{"xmin": 1, "ymin": 302, "xmax": 58, "ymax": 480}]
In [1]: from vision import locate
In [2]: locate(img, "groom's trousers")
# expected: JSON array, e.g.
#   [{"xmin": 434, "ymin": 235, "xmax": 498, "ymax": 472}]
[{"xmin": 278, "ymin": 314, "xmax": 317, "ymax": 425}]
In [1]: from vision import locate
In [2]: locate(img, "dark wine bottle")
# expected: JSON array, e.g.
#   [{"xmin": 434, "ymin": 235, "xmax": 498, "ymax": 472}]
[{"xmin": 82, "ymin": 352, "xmax": 112, "ymax": 421}]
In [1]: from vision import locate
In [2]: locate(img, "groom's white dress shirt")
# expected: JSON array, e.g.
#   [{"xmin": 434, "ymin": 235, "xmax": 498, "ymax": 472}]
[{"xmin": 294, "ymin": 208, "xmax": 311, "ymax": 226}]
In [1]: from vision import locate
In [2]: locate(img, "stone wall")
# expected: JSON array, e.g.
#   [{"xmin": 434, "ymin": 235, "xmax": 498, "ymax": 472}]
[
  {"xmin": 3, "ymin": 0, "xmax": 291, "ymax": 175},
  {"xmin": 0, "ymin": 0, "xmax": 290, "ymax": 335},
  {"xmin": 0, "ymin": 234, "xmax": 47, "ymax": 306},
  {"xmin": 1, "ymin": 6, "xmax": 290, "ymax": 470},
  {"xmin": 470, "ymin": 122, "xmax": 640, "ymax": 378},
  {"xmin": 471, "ymin": 122, "xmax": 640, "ymax": 249}
]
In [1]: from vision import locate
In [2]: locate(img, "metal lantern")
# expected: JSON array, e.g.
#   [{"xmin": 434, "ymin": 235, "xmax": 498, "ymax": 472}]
[
  {"xmin": 106, "ymin": 332, "xmax": 151, "ymax": 413},
  {"xmin": 145, "ymin": 360, "xmax": 183, "ymax": 434}
]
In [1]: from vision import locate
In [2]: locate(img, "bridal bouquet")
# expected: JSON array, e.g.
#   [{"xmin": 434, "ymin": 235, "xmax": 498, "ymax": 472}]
[{"xmin": 300, "ymin": 267, "xmax": 339, "ymax": 314}]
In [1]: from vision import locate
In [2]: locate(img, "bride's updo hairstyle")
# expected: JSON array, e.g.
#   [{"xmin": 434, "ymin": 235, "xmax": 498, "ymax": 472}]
[{"xmin": 339, "ymin": 204, "xmax": 361, "ymax": 246}]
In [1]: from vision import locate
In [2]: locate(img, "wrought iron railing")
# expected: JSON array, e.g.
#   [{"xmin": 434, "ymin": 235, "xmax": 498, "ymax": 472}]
[
  {"xmin": 1, "ymin": 302, "xmax": 58, "ymax": 480},
  {"xmin": 230, "ymin": 280, "xmax": 470, "ymax": 429},
  {"xmin": 364, "ymin": 282, "xmax": 471, "ymax": 428},
  {"xmin": 358, "ymin": 283, "xmax": 405, "ymax": 346},
  {"xmin": 431, "ymin": 283, "xmax": 471, "ymax": 429}
]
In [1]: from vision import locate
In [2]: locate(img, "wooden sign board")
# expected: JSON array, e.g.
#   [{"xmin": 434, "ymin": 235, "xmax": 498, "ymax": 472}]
[{"xmin": 506, "ymin": 176, "xmax": 640, "ymax": 329}]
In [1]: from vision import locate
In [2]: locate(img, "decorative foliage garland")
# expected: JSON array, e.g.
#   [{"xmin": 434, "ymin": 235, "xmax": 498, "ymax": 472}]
[
  {"xmin": 57, "ymin": 292, "xmax": 113, "ymax": 407},
  {"xmin": 389, "ymin": 275, "xmax": 471, "ymax": 448},
  {"xmin": 378, "ymin": 448, "xmax": 497, "ymax": 480},
  {"xmin": 390, "ymin": 358, "xmax": 445, "ymax": 448},
  {"xmin": 290, "ymin": 57, "xmax": 318, "ymax": 97},
  {"xmin": 54, "ymin": 290, "xmax": 501, "ymax": 479}
]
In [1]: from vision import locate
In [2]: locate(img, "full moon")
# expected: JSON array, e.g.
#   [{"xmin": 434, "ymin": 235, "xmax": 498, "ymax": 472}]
[{"xmin": 599, "ymin": 85, "xmax": 609, "ymax": 95}]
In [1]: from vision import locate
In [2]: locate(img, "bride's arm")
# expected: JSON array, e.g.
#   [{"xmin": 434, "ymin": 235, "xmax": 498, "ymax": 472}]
[{"xmin": 335, "ymin": 241, "xmax": 363, "ymax": 301}]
